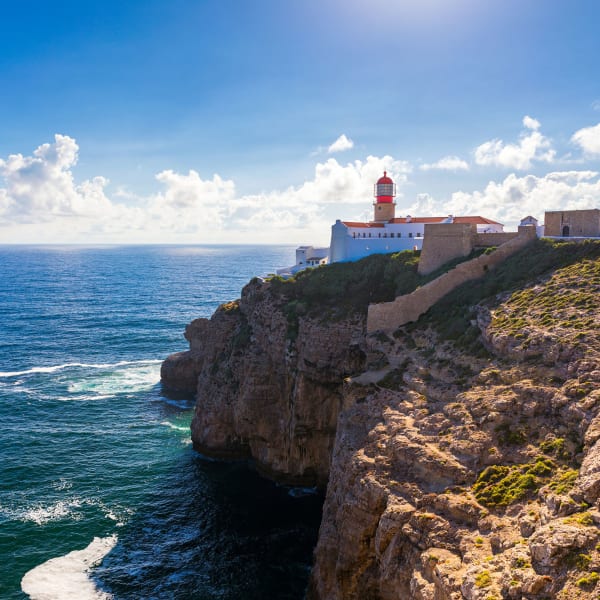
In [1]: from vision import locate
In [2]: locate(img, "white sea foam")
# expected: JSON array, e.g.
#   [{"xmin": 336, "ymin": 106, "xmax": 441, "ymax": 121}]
[
  {"xmin": 160, "ymin": 420, "xmax": 190, "ymax": 432},
  {"xmin": 52, "ymin": 478, "xmax": 73, "ymax": 492},
  {"xmin": 96, "ymin": 500, "xmax": 133, "ymax": 527},
  {"xmin": 0, "ymin": 359, "xmax": 161, "ymax": 378},
  {"xmin": 21, "ymin": 535, "xmax": 117, "ymax": 600},
  {"xmin": 12, "ymin": 498, "xmax": 84, "ymax": 526},
  {"xmin": 67, "ymin": 363, "xmax": 161, "ymax": 396},
  {"xmin": 55, "ymin": 394, "xmax": 116, "ymax": 402}
]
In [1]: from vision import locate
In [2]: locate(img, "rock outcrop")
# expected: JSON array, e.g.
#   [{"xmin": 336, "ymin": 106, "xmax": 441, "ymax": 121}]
[
  {"xmin": 162, "ymin": 277, "xmax": 366, "ymax": 488},
  {"xmin": 162, "ymin": 240, "xmax": 600, "ymax": 599}
]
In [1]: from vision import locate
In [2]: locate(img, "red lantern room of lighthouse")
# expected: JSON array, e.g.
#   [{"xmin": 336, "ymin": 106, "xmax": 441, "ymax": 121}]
[{"xmin": 373, "ymin": 171, "xmax": 396, "ymax": 222}]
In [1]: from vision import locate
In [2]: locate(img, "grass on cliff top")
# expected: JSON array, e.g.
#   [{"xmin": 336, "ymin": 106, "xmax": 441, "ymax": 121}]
[
  {"xmin": 423, "ymin": 238, "xmax": 600, "ymax": 349},
  {"xmin": 489, "ymin": 257, "xmax": 600, "ymax": 338},
  {"xmin": 267, "ymin": 251, "xmax": 420, "ymax": 319},
  {"xmin": 267, "ymin": 248, "xmax": 487, "ymax": 321}
]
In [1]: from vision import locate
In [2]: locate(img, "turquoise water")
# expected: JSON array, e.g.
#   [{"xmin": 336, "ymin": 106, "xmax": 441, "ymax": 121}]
[{"xmin": 0, "ymin": 245, "xmax": 322, "ymax": 599}]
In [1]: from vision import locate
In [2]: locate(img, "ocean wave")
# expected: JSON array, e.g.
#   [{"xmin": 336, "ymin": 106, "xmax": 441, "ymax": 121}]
[
  {"xmin": 52, "ymin": 478, "xmax": 73, "ymax": 491},
  {"xmin": 1, "ymin": 496, "xmax": 133, "ymax": 527},
  {"xmin": 21, "ymin": 535, "xmax": 117, "ymax": 600},
  {"xmin": 0, "ymin": 359, "xmax": 162, "ymax": 379},
  {"xmin": 1, "ymin": 498, "xmax": 84, "ymax": 526},
  {"xmin": 95, "ymin": 500, "xmax": 134, "ymax": 528},
  {"xmin": 160, "ymin": 420, "xmax": 190, "ymax": 433},
  {"xmin": 55, "ymin": 394, "xmax": 117, "ymax": 402},
  {"xmin": 67, "ymin": 363, "xmax": 161, "ymax": 396}
]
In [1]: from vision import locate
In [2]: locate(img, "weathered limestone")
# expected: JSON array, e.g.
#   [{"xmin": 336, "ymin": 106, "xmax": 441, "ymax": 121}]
[
  {"xmin": 162, "ymin": 277, "xmax": 366, "ymax": 488},
  {"xmin": 309, "ymin": 265, "xmax": 600, "ymax": 598}
]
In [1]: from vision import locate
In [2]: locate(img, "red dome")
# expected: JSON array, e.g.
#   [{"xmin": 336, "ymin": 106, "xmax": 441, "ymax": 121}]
[
  {"xmin": 377, "ymin": 171, "xmax": 394, "ymax": 185},
  {"xmin": 374, "ymin": 171, "xmax": 396, "ymax": 203}
]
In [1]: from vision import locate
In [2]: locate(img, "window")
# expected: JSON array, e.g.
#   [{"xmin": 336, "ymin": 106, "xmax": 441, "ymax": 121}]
[
  {"xmin": 390, "ymin": 232, "xmax": 395, "ymax": 238},
  {"xmin": 409, "ymin": 232, "xmax": 413, "ymax": 238}
]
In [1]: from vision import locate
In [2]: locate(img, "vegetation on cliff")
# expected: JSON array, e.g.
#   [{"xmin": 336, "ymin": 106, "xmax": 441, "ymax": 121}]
[
  {"xmin": 267, "ymin": 247, "xmax": 492, "ymax": 341},
  {"xmin": 424, "ymin": 238, "xmax": 600, "ymax": 351},
  {"xmin": 267, "ymin": 250, "xmax": 422, "ymax": 317}
]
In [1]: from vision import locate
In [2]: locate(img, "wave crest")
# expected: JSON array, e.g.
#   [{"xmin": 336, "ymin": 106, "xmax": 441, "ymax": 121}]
[{"xmin": 0, "ymin": 359, "xmax": 161, "ymax": 378}]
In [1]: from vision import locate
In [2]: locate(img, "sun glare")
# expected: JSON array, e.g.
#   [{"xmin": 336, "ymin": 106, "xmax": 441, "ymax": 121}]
[{"xmin": 337, "ymin": 0, "xmax": 487, "ymax": 32}]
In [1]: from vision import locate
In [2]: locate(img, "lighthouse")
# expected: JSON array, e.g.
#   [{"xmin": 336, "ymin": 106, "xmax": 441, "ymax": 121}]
[{"xmin": 373, "ymin": 171, "xmax": 396, "ymax": 222}]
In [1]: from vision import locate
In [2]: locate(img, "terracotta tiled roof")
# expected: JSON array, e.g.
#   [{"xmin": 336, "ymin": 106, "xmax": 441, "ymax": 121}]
[
  {"xmin": 341, "ymin": 221, "xmax": 385, "ymax": 228},
  {"xmin": 452, "ymin": 216, "xmax": 503, "ymax": 225},
  {"xmin": 342, "ymin": 215, "xmax": 504, "ymax": 227}
]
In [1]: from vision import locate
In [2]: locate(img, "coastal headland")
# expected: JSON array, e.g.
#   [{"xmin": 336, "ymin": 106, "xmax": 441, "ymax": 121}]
[{"xmin": 162, "ymin": 238, "xmax": 600, "ymax": 599}]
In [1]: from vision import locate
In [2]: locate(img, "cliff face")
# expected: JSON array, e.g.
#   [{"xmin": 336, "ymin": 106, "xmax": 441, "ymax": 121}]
[
  {"xmin": 161, "ymin": 277, "xmax": 366, "ymax": 488},
  {"xmin": 308, "ymin": 256, "xmax": 600, "ymax": 600},
  {"xmin": 161, "ymin": 241, "xmax": 600, "ymax": 599}
]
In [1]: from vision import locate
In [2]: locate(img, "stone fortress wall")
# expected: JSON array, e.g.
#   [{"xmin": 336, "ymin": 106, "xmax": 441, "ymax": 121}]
[
  {"xmin": 544, "ymin": 209, "xmax": 600, "ymax": 237},
  {"xmin": 367, "ymin": 225, "xmax": 537, "ymax": 333},
  {"xmin": 417, "ymin": 224, "xmax": 521, "ymax": 276}
]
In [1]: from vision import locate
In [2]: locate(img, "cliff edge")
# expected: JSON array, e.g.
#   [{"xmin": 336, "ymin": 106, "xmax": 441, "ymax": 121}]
[{"xmin": 162, "ymin": 239, "xmax": 600, "ymax": 599}]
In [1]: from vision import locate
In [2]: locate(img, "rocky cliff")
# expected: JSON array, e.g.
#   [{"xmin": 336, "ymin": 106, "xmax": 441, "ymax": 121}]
[
  {"xmin": 161, "ymin": 275, "xmax": 367, "ymax": 488},
  {"xmin": 162, "ymin": 239, "xmax": 600, "ymax": 599}
]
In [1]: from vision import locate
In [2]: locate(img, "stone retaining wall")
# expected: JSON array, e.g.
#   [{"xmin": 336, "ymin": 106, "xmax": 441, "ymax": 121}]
[
  {"xmin": 472, "ymin": 232, "xmax": 519, "ymax": 247},
  {"xmin": 367, "ymin": 227, "xmax": 537, "ymax": 333}
]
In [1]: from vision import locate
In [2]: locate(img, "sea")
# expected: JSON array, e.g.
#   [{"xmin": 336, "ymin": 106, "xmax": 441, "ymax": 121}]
[{"xmin": 0, "ymin": 245, "xmax": 323, "ymax": 600}]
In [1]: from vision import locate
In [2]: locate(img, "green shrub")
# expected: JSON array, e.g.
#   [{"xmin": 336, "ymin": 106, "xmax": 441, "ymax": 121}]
[
  {"xmin": 540, "ymin": 437, "xmax": 571, "ymax": 461},
  {"xmin": 475, "ymin": 570, "xmax": 492, "ymax": 588},
  {"xmin": 495, "ymin": 423, "xmax": 527, "ymax": 446},
  {"xmin": 576, "ymin": 571, "xmax": 599, "ymax": 589},
  {"xmin": 473, "ymin": 457, "xmax": 558, "ymax": 507},
  {"xmin": 548, "ymin": 469, "xmax": 578, "ymax": 495}
]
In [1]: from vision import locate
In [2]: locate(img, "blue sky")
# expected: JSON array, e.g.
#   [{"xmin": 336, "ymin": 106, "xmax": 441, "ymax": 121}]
[{"xmin": 1, "ymin": 0, "xmax": 600, "ymax": 243}]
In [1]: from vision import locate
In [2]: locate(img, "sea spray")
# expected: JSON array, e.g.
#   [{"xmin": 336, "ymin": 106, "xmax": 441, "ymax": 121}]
[{"xmin": 21, "ymin": 536, "xmax": 118, "ymax": 600}]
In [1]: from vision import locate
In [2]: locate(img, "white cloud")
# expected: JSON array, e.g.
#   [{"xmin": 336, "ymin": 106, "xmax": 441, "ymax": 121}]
[
  {"xmin": 443, "ymin": 170, "xmax": 600, "ymax": 227},
  {"xmin": 147, "ymin": 169, "xmax": 234, "ymax": 232},
  {"xmin": 474, "ymin": 116, "xmax": 555, "ymax": 170},
  {"xmin": 328, "ymin": 134, "xmax": 354, "ymax": 154},
  {"xmin": 4, "ymin": 133, "xmax": 598, "ymax": 246},
  {"xmin": 0, "ymin": 137, "xmax": 412, "ymax": 244},
  {"xmin": 420, "ymin": 155, "xmax": 469, "ymax": 171},
  {"xmin": 571, "ymin": 122, "xmax": 600, "ymax": 156},
  {"xmin": 221, "ymin": 155, "xmax": 412, "ymax": 239},
  {"xmin": 522, "ymin": 115, "xmax": 541, "ymax": 130},
  {"xmin": 0, "ymin": 134, "xmax": 112, "ymax": 223}
]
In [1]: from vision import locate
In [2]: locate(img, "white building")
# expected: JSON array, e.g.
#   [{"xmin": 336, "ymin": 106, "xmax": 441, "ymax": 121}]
[
  {"xmin": 277, "ymin": 245, "xmax": 329, "ymax": 276},
  {"xmin": 519, "ymin": 215, "xmax": 545, "ymax": 237},
  {"xmin": 329, "ymin": 172, "xmax": 503, "ymax": 263},
  {"xmin": 280, "ymin": 171, "xmax": 504, "ymax": 273}
]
